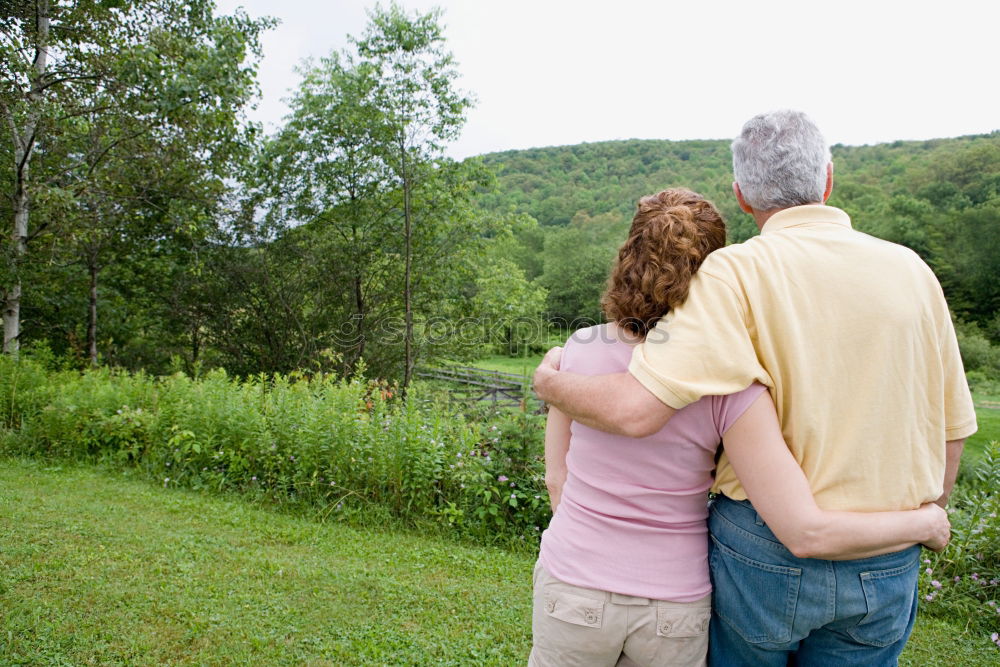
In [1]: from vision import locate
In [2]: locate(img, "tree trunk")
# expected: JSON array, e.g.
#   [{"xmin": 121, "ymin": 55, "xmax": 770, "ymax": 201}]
[
  {"xmin": 353, "ymin": 273, "xmax": 365, "ymax": 367},
  {"xmin": 400, "ymin": 142, "xmax": 414, "ymax": 392},
  {"xmin": 87, "ymin": 258, "xmax": 98, "ymax": 366},
  {"xmin": 3, "ymin": 0, "xmax": 51, "ymax": 355}
]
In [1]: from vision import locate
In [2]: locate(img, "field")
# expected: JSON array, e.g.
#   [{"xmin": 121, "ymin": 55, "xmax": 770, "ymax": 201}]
[{"xmin": 1, "ymin": 458, "xmax": 996, "ymax": 666}]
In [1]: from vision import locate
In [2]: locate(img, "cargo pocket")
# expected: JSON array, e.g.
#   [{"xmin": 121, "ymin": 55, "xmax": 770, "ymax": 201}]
[
  {"xmin": 655, "ymin": 605, "xmax": 711, "ymax": 638},
  {"xmin": 543, "ymin": 589, "xmax": 605, "ymax": 629},
  {"xmin": 710, "ymin": 536, "xmax": 801, "ymax": 647},
  {"xmin": 846, "ymin": 557, "xmax": 919, "ymax": 647}
]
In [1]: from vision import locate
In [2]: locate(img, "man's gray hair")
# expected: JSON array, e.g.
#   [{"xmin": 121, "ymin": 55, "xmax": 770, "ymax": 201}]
[{"xmin": 731, "ymin": 110, "xmax": 831, "ymax": 211}]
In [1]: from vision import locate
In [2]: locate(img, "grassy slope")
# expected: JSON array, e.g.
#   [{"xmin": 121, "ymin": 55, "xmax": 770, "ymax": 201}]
[
  {"xmin": 0, "ymin": 459, "xmax": 532, "ymax": 666},
  {"xmin": 1, "ymin": 458, "xmax": 996, "ymax": 666}
]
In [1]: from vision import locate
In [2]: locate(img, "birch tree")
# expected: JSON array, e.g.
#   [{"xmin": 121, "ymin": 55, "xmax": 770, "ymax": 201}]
[{"xmin": 352, "ymin": 3, "xmax": 472, "ymax": 388}]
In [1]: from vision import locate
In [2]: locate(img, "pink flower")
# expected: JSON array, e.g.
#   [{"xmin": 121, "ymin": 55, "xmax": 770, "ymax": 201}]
[
  {"xmin": 924, "ymin": 594, "xmax": 935, "ymax": 601},
  {"xmin": 498, "ymin": 475, "xmax": 508, "ymax": 482},
  {"xmin": 931, "ymin": 580, "xmax": 942, "ymax": 589}
]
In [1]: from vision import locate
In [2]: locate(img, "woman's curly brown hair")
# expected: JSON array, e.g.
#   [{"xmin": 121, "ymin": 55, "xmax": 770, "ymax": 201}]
[{"xmin": 601, "ymin": 188, "xmax": 726, "ymax": 336}]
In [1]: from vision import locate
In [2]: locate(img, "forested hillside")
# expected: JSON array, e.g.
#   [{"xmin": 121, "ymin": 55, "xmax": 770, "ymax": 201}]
[{"xmin": 478, "ymin": 134, "xmax": 1000, "ymax": 360}]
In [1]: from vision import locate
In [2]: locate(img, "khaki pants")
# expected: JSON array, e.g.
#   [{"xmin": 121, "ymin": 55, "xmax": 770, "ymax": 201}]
[{"xmin": 529, "ymin": 561, "xmax": 710, "ymax": 667}]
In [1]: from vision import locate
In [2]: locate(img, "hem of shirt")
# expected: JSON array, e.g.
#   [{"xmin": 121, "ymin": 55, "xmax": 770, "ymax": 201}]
[
  {"xmin": 538, "ymin": 551, "xmax": 711, "ymax": 604},
  {"xmin": 627, "ymin": 355, "xmax": 690, "ymax": 411},
  {"xmin": 946, "ymin": 417, "xmax": 978, "ymax": 441}
]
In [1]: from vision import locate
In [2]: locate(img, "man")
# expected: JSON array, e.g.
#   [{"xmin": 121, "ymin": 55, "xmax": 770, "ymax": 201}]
[{"xmin": 532, "ymin": 110, "xmax": 977, "ymax": 665}]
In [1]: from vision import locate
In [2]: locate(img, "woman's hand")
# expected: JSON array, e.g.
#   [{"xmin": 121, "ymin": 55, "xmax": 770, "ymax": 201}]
[{"xmin": 919, "ymin": 502, "xmax": 952, "ymax": 552}]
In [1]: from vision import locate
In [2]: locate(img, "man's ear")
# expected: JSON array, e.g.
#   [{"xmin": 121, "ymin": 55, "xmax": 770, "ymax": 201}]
[
  {"xmin": 823, "ymin": 162, "xmax": 833, "ymax": 202},
  {"xmin": 733, "ymin": 182, "xmax": 754, "ymax": 214}
]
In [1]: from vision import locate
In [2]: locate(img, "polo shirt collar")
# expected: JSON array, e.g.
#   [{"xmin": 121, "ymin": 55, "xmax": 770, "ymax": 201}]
[{"xmin": 760, "ymin": 205, "xmax": 852, "ymax": 234}]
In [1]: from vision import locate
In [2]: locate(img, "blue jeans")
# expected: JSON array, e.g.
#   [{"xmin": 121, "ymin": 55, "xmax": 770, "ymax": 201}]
[{"xmin": 708, "ymin": 495, "xmax": 920, "ymax": 666}]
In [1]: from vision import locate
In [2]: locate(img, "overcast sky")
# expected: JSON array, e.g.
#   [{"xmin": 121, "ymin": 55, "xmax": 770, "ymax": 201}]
[{"xmin": 216, "ymin": 0, "xmax": 1000, "ymax": 160}]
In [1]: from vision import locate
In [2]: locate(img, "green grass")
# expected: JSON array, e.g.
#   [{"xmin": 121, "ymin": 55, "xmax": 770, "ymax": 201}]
[
  {"xmin": 471, "ymin": 355, "xmax": 543, "ymax": 377},
  {"xmin": 968, "ymin": 391, "xmax": 1000, "ymax": 460},
  {"xmin": 1, "ymin": 457, "xmax": 996, "ymax": 666},
  {"xmin": 0, "ymin": 458, "xmax": 533, "ymax": 666}
]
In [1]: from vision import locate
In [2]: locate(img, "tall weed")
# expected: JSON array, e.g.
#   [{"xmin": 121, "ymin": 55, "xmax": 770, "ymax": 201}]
[{"xmin": 0, "ymin": 356, "xmax": 550, "ymax": 545}]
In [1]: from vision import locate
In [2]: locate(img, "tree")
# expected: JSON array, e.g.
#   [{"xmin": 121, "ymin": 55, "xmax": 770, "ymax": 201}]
[
  {"xmin": 0, "ymin": 0, "xmax": 270, "ymax": 358},
  {"xmin": 352, "ymin": 3, "xmax": 472, "ymax": 389}
]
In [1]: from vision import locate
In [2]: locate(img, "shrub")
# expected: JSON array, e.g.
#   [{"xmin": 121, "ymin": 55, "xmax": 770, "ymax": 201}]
[
  {"xmin": 957, "ymin": 321, "xmax": 1000, "ymax": 380},
  {"xmin": 920, "ymin": 441, "xmax": 1000, "ymax": 646},
  {"xmin": 0, "ymin": 356, "xmax": 551, "ymax": 546}
]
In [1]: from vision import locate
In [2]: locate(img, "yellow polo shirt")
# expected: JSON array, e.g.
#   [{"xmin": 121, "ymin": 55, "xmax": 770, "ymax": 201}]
[{"xmin": 629, "ymin": 205, "xmax": 978, "ymax": 511}]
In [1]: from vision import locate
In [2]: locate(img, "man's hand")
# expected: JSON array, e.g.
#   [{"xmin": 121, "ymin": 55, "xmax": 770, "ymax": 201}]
[
  {"xmin": 533, "ymin": 346, "xmax": 563, "ymax": 403},
  {"xmin": 919, "ymin": 502, "xmax": 952, "ymax": 552}
]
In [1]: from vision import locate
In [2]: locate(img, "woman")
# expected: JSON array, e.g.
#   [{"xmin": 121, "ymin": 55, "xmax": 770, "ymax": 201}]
[{"xmin": 530, "ymin": 189, "xmax": 948, "ymax": 667}]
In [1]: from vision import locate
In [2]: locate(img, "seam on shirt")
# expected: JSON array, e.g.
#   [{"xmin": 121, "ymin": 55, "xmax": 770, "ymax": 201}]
[
  {"xmin": 627, "ymin": 355, "xmax": 689, "ymax": 410},
  {"xmin": 945, "ymin": 417, "xmax": 978, "ymax": 440},
  {"xmin": 692, "ymin": 268, "xmax": 750, "ymax": 326}
]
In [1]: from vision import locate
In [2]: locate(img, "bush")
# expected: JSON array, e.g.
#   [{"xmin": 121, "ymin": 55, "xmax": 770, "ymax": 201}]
[
  {"xmin": 0, "ymin": 356, "xmax": 550, "ymax": 546},
  {"xmin": 920, "ymin": 441, "xmax": 1000, "ymax": 645},
  {"xmin": 957, "ymin": 321, "xmax": 1000, "ymax": 380}
]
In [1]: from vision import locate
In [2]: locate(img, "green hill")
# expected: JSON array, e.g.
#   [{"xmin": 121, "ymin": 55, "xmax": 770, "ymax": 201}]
[{"xmin": 474, "ymin": 133, "xmax": 1000, "ymax": 332}]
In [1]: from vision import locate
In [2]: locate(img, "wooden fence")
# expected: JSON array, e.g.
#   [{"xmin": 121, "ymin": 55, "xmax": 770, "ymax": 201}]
[{"xmin": 416, "ymin": 365, "xmax": 534, "ymax": 406}]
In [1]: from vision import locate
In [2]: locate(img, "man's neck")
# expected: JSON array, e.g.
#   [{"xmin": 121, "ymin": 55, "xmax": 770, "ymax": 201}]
[{"xmin": 751, "ymin": 202, "xmax": 824, "ymax": 231}]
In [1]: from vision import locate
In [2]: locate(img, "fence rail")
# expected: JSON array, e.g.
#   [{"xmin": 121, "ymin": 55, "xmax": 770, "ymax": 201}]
[{"xmin": 417, "ymin": 365, "xmax": 534, "ymax": 406}]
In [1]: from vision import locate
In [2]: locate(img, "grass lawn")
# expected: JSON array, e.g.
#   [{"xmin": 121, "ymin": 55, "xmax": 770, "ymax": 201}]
[
  {"xmin": 471, "ymin": 355, "xmax": 543, "ymax": 378},
  {"xmin": 0, "ymin": 458, "xmax": 533, "ymax": 666},
  {"xmin": 967, "ymin": 391, "xmax": 1000, "ymax": 459},
  {"xmin": 1, "ymin": 458, "xmax": 996, "ymax": 666}
]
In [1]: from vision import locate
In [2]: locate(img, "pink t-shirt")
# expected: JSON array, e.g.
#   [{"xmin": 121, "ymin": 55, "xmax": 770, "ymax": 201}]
[{"xmin": 539, "ymin": 324, "xmax": 766, "ymax": 602}]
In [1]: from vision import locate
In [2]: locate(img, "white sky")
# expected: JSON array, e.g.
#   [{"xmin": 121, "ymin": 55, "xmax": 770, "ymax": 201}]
[{"xmin": 216, "ymin": 0, "xmax": 1000, "ymax": 160}]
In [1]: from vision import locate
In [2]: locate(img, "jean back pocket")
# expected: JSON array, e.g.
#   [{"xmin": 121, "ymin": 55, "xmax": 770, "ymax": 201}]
[
  {"xmin": 710, "ymin": 535, "xmax": 802, "ymax": 647},
  {"xmin": 846, "ymin": 556, "xmax": 919, "ymax": 647}
]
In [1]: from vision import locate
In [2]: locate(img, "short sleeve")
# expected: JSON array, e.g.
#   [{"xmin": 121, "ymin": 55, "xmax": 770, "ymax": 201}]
[
  {"xmin": 560, "ymin": 331, "xmax": 580, "ymax": 374},
  {"xmin": 628, "ymin": 268, "xmax": 771, "ymax": 409},
  {"xmin": 713, "ymin": 383, "xmax": 769, "ymax": 436},
  {"xmin": 938, "ymin": 304, "xmax": 978, "ymax": 440}
]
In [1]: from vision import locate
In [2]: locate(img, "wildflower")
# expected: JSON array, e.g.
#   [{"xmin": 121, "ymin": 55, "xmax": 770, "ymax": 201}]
[
  {"xmin": 992, "ymin": 579, "xmax": 999, "ymax": 586},
  {"xmin": 973, "ymin": 573, "xmax": 980, "ymax": 581},
  {"xmin": 954, "ymin": 576, "xmax": 961, "ymax": 583},
  {"xmin": 456, "ymin": 452, "xmax": 462, "ymax": 458},
  {"xmin": 931, "ymin": 580, "xmax": 942, "ymax": 589},
  {"xmin": 290, "ymin": 455, "xmax": 295, "ymax": 461},
  {"xmin": 251, "ymin": 476, "xmax": 257, "ymax": 481},
  {"xmin": 329, "ymin": 481, "xmax": 336, "ymax": 486},
  {"xmin": 988, "ymin": 601, "xmax": 996, "ymax": 607},
  {"xmin": 925, "ymin": 568, "xmax": 933, "ymax": 576},
  {"xmin": 163, "ymin": 477, "xmax": 170, "ymax": 484},
  {"xmin": 498, "ymin": 475, "xmax": 508, "ymax": 482},
  {"xmin": 923, "ymin": 558, "xmax": 931, "ymax": 565},
  {"xmin": 459, "ymin": 483, "xmax": 465, "ymax": 489},
  {"xmin": 510, "ymin": 493, "xmax": 516, "ymax": 499},
  {"xmin": 510, "ymin": 482, "xmax": 515, "ymax": 487},
  {"xmin": 924, "ymin": 594, "xmax": 935, "ymax": 601}
]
